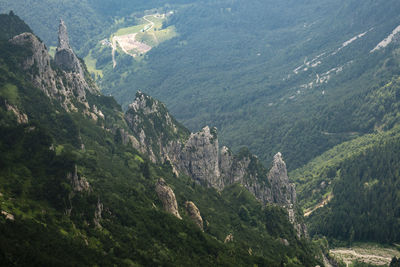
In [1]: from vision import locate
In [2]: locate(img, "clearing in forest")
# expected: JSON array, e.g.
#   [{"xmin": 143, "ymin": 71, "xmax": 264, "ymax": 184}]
[{"xmin": 110, "ymin": 13, "xmax": 177, "ymax": 67}]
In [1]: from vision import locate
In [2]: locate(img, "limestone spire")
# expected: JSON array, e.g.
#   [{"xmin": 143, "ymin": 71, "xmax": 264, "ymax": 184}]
[
  {"xmin": 54, "ymin": 19, "xmax": 83, "ymax": 75},
  {"xmin": 57, "ymin": 19, "xmax": 70, "ymax": 50},
  {"xmin": 267, "ymin": 152, "xmax": 296, "ymax": 205}
]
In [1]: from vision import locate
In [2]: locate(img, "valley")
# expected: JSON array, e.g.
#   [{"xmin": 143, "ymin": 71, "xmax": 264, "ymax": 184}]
[{"xmin": 1, "ymin": 0, "xmax": 400, "ymax": 266}]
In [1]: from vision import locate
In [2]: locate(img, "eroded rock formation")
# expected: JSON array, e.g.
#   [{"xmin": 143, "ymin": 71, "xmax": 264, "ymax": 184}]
[
  {"xmin": 155, "ymin": 178, "xmax": 182, "ymax": 219},
  {"xmin": 267, "ymin": 152, "xmax": 296, "ymax": 206},
  {"xmin": 67, "ymin": 165, "xmax": 91, "ymax": 193},
  {"xmin": 185, "ymin": 201, "xmax": 203, "ymax": 231},
  {"xmin": 9, "ymin": 20, "xmax": 100, "ymax": 115},
  {"xmin": 54, "ymin": 19, "xmax": 84, "ymax": 76},
  {"xmin": 125, "ymin": 92, "xmax": 306, "ymax": 235},
  {"xmin": 125, "ymin": 92, "xmax": 296, "ymax": 208}
]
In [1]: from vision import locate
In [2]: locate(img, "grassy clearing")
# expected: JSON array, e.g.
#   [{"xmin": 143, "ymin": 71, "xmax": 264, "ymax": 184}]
[
  {"xmin": 114, "ymin": 25, "xmax": 145, "ymax": 37},
  {"xmin": 84, "ymin": 51, "xmax": 103, "ymax": 79},
  {"xmin": 135, "ymin": 26, "xmax": 177, "ymax": 47},
  {"xmin": 113, "ymin": 14, "xmax": 177, "ymax": 48}
]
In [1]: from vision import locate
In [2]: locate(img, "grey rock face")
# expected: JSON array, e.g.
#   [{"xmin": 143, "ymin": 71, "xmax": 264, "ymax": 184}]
[
  {"xmin": 124, "ymin": 93, "xmax": 306, "ymax": 235},
  {"xmin": 67, "ymin": 165, "xmax": 91, "ymax": 193},
  {"xmin": 267, "ymin": 152, "xmax": 296, "ymax": 206},
  {"xmin": 178, "ymin": 126, "xmax": 223, "ymax": 189},
  {"xmin": 124, "ymin": 92, "xmax": 293, "ymax": 208},
  {"xmin": 54, "ymin": 20, "xmax": 84, "ymax": 76},
  {"xmin": 124, "ymin": 91, "xmax": 189, "ymax": 164},
  {"xmin": 185, "ymin": 201, "xmax": 204, "ymax": 231},
  {"xmin": 10, "ymin": 33, "xmax": 59, "ymax": 98},
  {"xmin": 155, "ymin": 178, "xmax": 182, "ymax": 219},
  {"xmin": 9, "ymin": 23, "xmax": 100, "ymax": 116},
  {"xmin": 219, "ymin": 146, "xmax": 272, "ymax": 205}
]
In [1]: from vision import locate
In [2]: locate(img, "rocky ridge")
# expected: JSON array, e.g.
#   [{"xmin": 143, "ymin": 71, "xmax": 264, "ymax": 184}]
[
  {"xmin": 9, "ymin": 20, "xmax": 100, "ymax": 118},
  {"xmin": 124, "ymin": 92, "xmax": 299, "ymax": 222},
  {"xmin": 8, "ymin": 19, "xmax": 303, "ymax": 235}
]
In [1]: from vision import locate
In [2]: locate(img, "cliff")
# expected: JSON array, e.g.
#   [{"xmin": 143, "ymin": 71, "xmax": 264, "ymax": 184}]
[
  {"xmin": 9, "ymin": 20, "xmax": 101, "ymax": 119},
  {"xmin": 124, "ymin": 92, "xmax": 298, "ymax": 212}
]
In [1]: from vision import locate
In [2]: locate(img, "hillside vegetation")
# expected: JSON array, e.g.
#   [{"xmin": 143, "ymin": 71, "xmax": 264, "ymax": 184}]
[
  {"xmin": 95, "ymin": 0, "xmax": 400, "ymax": 170},
  {"xmin": 0, "ymin": 13, "xmax": 319, "ymax": 266}
]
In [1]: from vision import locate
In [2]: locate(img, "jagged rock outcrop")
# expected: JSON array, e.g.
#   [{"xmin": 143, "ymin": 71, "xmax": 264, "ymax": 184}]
[
  {"xmin": 5, "ymin": 102, "xmax": 28, "ymax": 124},
  {"xmin": 54, "ymin": 19, "xmax": 84, "ymax": 76},
  {"xmin": 224, "ymin": 234, "xmax": 234, "ymax": 243},
  {"xmin": 124, "ymin": 91, "xmax": 190, "ymax": 164},
  {"xmin": 267, "ymin": 152, "xmax": 296, "ymax": 206},
  {"xmin": 9, "ymin": 32, "xmax": 59, "ymax": 98},
  {"xmin": 124, "ymin": 93, "xmax": 293, "ymax": 205},
  {"xmin": 67, "ymin": 165, "xmax": 91, "ymax": 193},
  {"xmin": 219, "ymin": 146, "xmax": 272, "ymax": 205},
  {"xmin": 1, "ymin": 210, "xmax": 14, "ymax": 221},
  {"xmin": 155, "ymin": 178, "xmax": 182, "ymax": 219},
  {"xmin": 93, "ymin": 199, "xmax": 103, "ymax": 228},
  {"xmin": 178, "ymin": 126, "xmax": 222, "ymax": 188},
  {"xmin": 185, "ymin": 201, "xmax": 203, "ymax": 231},
  {"xmin": 9, "ymin": 20, "xmax": 100, "ymax": 115},
  {"xmin": 125, "ymin": 92, "xmax": 305, "ymax": 235}
]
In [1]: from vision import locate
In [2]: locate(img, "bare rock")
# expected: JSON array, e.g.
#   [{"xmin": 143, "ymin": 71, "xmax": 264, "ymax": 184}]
[
  {"xmin": 10, "ymin": 32, "xmax": 58, "ymax": 98},
  {"xmin": 1, "ymin": 210, "xmax": 15, "ymax": 221},
  {"xmin": 179, "ymin": 126, "xmax": 222, "ymax": 189},
  {"xmin": 5, "ymin": 103, "xmax": 28, "ymax": 124},
  {"xmin": 155, "ymin": 178, "xmax": 182, "ymax": 219},
  {"xmin": 185, "ymin": 201, "xmax": 203, "ymax": 231},
  {"xmin": 54, "ymin": 19, "xmax": 84, "ymax": 76},
  {"xmin": 267, "ymin": 152, "xmax": 296, "ymax": 206},
  {"xmin": 224, "ymin": 233, "xmax": 234, "ymax": 243},
  {"xmin": 9, "ymin": 26, "xmax": 97, "ymax": 112},
  {"xmin": 123, "ymin": 93, "xmax": 305, "ymax": 236},
  {"xmin": 124, "ymin": 91, "xmax": 187, "ymax": 163},
  {"xmin": 279, "ymin": 238, "xmax": 290, "ymax": 246},
  {"xmin": 67, "ymin": 165, "xmax": 91, "ymax": 193}
]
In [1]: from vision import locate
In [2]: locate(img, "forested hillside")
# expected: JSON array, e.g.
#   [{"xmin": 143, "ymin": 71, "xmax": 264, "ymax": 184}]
[
  {"xmin": 0, "ymin": 13, "xmax": 319, "ymax": 266},
  {"xmin": 5, "ymin": 0, "xmax": 400, "ymax": 170},
  {"xmin": 90, "ymin": 0, "xmax": 400, "ymax": 170},
  {"xmin": 3, "ymin": 0, "xmax": 400, "ymax": 265}
]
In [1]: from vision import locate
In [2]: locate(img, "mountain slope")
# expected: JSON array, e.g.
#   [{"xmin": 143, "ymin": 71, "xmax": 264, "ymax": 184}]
[
  {"xmin": 0, "ymin": 13, "xmax": 319, "ymax": 266},
  {"xmin": 290, "ymin": 125, "xmax": 400, "ymax": 244},
  {"xmin": 96, "ymin": 0, "xmax": 400, "ymax": 170}
]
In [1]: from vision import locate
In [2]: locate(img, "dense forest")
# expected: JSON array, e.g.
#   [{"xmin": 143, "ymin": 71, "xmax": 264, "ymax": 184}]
[
  {"xmin": 304, "ymin": 133, "xmax": 400, "ymax": 243},
  {"xmin": 92, "ymin": 0, "xmax": 400, "ymax": 170}
]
